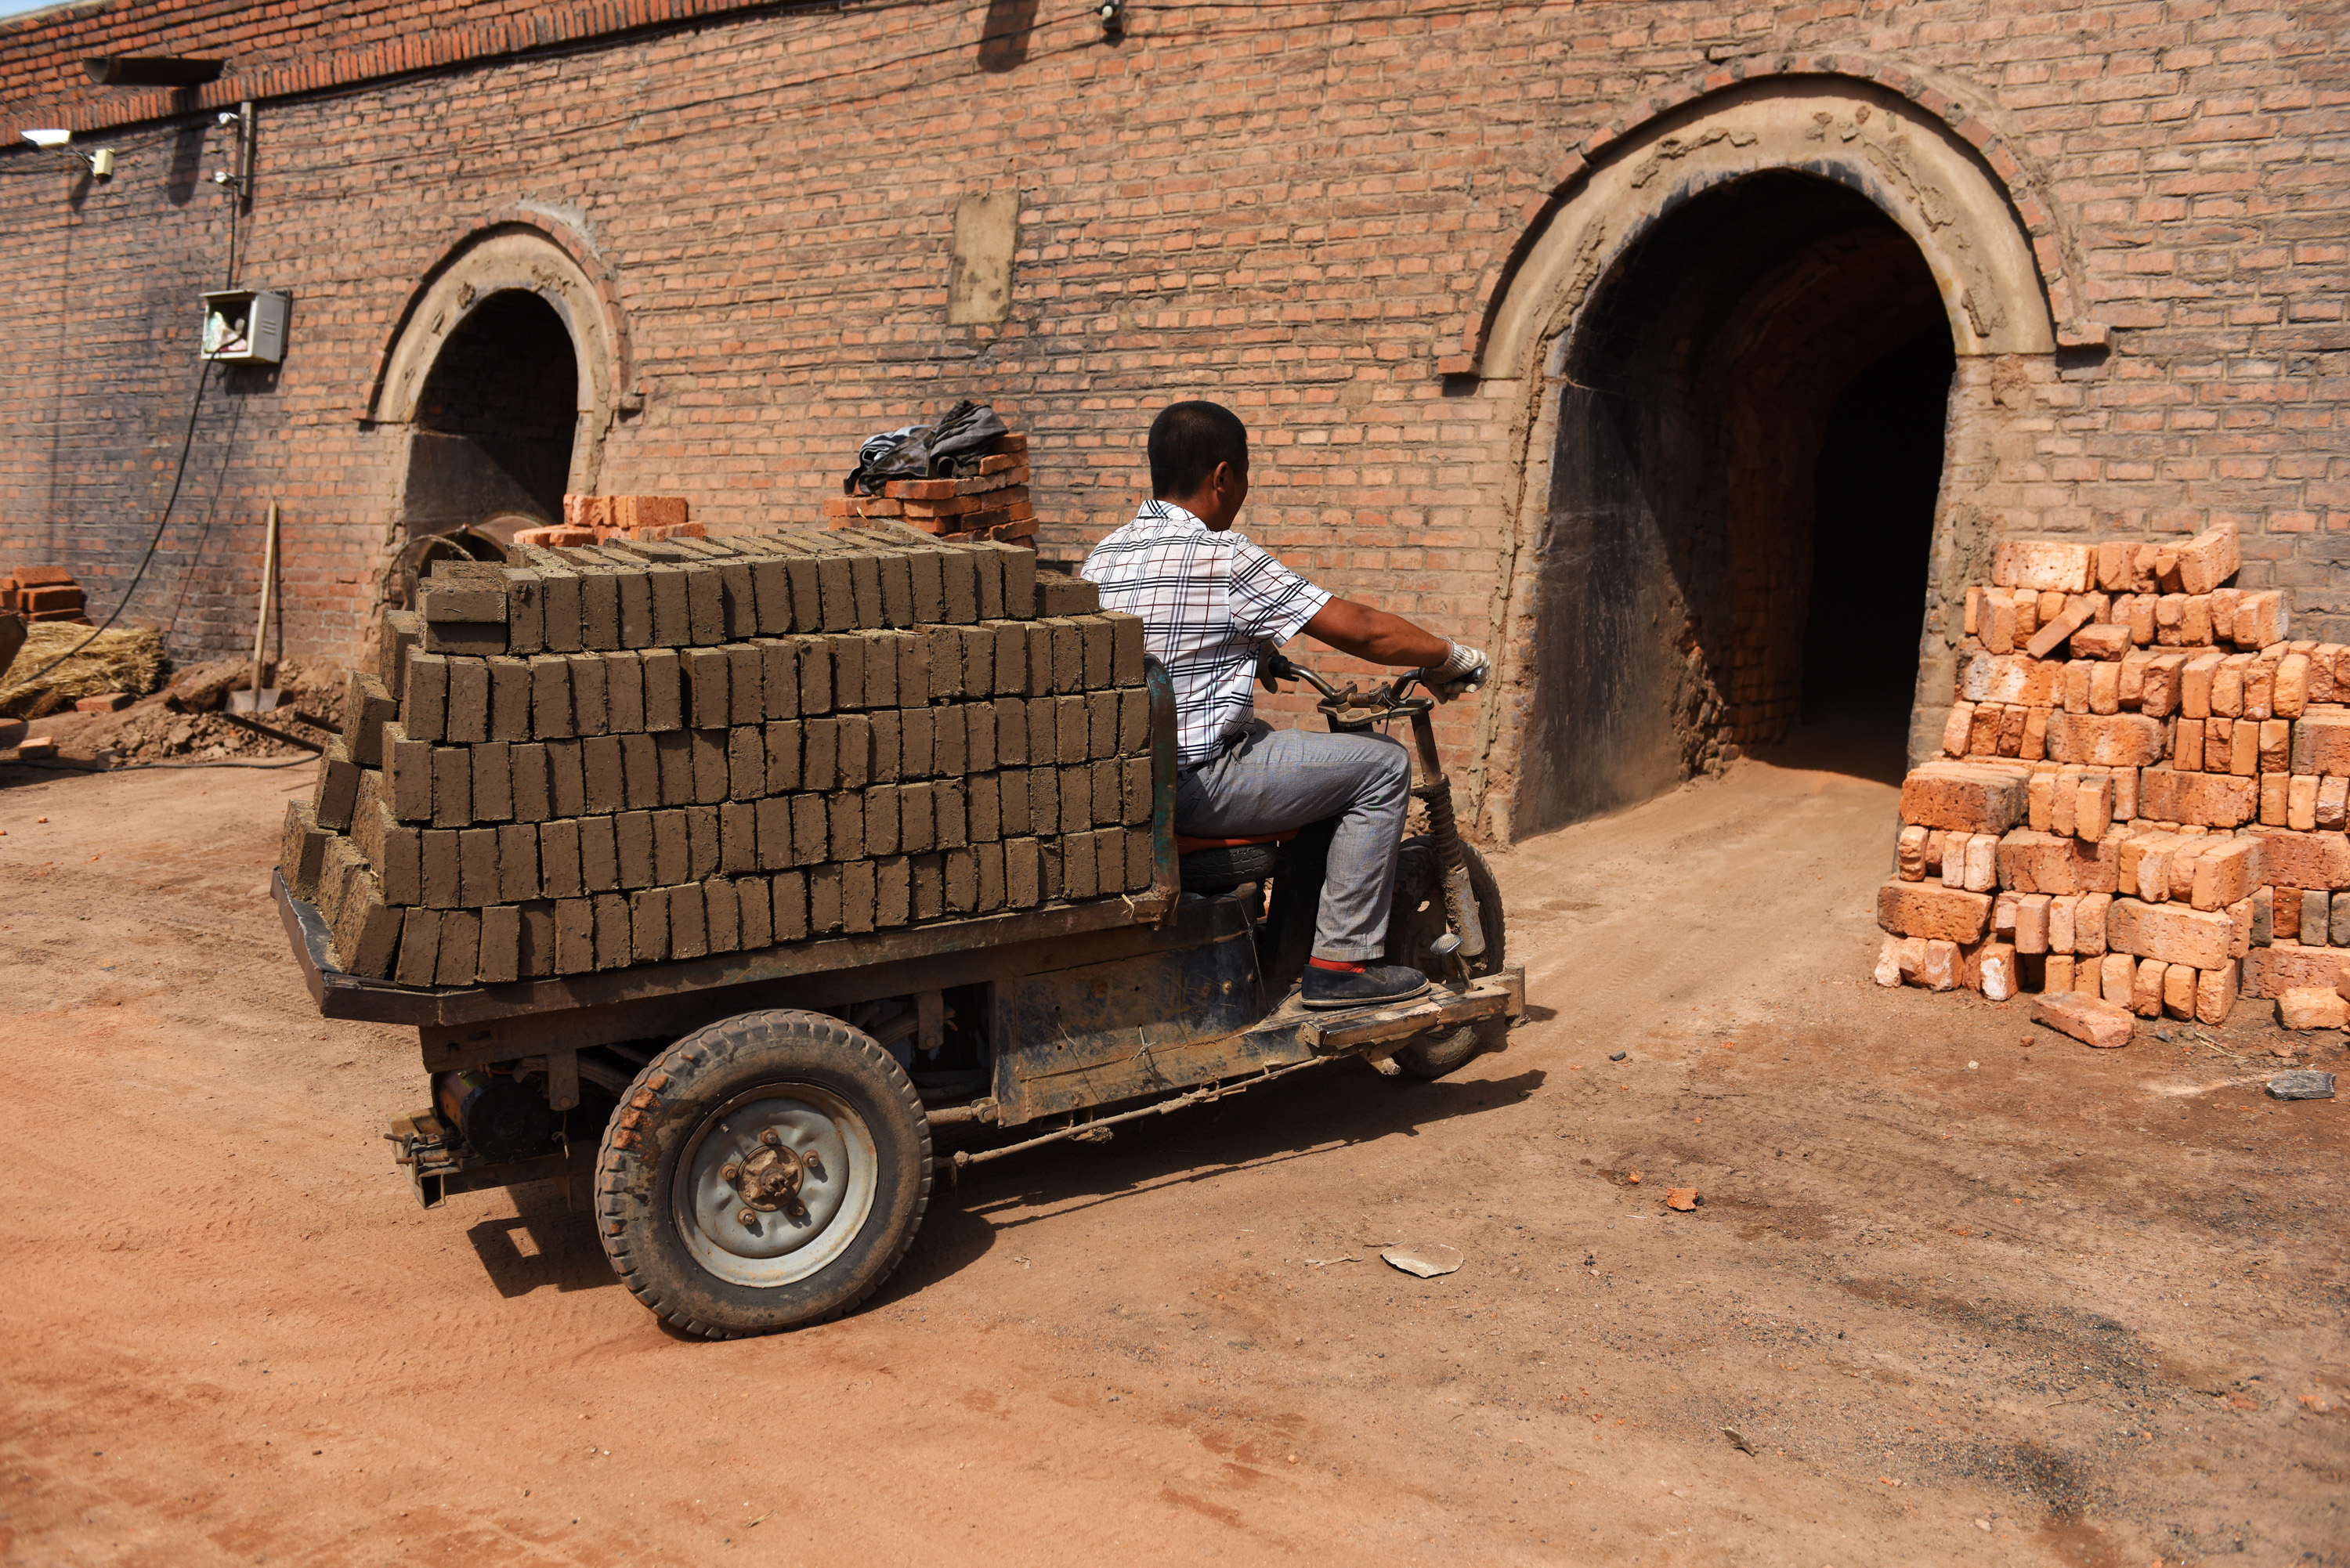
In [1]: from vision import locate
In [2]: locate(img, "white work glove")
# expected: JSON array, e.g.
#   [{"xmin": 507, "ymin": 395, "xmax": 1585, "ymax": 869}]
[{"xmin": 1423, "ymin": 641, "xmax": 1490, "ymax": 702}]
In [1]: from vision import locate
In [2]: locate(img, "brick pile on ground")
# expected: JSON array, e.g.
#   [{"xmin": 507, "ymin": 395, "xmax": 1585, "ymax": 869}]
[
  {"xmin": 2, "ymin": 566, "xmax": 92, "ymax": 625},
  {"xmin": 823, "ymin": 431, "xmax": 1036, "ymax": 545},
  {"xmin": 1875, "ymin": 520, "xmax": 2350, "ymax": 1030},
  {"xmin": 511, "ymin": 494, "xmax": 705, "ymax": 550},
  {"xmin": 279, "ymin": 523, "xmax": 1155, "ymax": 985}
]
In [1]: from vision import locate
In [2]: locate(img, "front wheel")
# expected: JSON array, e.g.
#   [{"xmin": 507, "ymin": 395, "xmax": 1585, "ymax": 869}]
[
  {"xmin": 595, "ymin": 1010, "xmax": 931, "ymax": 1338},
  {"xmin": 1383, "ymin": 836, "xmax": 1508, "ymax": 1078}
]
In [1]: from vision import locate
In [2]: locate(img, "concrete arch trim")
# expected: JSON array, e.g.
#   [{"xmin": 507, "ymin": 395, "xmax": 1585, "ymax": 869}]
[
  {"xmin": 1441, "ymin": 56, "xmax": 2101, "ymax": 378},
  {"xmin": 363, "ymin": 208, "xmax": 633, "ymax": 493}
]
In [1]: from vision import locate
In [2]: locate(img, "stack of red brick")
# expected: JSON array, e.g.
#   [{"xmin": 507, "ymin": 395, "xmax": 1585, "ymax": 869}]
[
  {"xmin": 1876, "ymin": 520, "xmax": 2350, "ymax": 1028},
  {"xmin": 1, "ymin": 566, "xmax": 90, "ymax": 623},
  {"xmin": 823, "ymin": 432, "xmax": 1034, "ymax": 544},
  {"xmin": 280, "ymin": 522, "xmax": 1158, "ymax": 987},
  {"xmin": 511, "ymin": 495, "xmax": 704, "ymax": 550}
]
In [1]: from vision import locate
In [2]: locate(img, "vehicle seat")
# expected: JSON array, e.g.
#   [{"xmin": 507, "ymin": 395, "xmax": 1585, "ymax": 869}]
[{"xmin": 1177, "ymin": 830, "xmax": 1294, "ymax": 893}]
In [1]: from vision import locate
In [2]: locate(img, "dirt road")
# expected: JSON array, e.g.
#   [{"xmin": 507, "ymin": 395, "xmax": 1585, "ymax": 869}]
[{"xmin": 1, "ymin": 738, "xmax": 2341, "ymax": 1566}]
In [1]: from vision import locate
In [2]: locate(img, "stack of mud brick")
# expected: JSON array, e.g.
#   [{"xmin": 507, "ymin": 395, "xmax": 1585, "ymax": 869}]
[
  {"xmin": 279, "ymin": 524, "xmax": 1158, "ymax": 985},
  {"xmin": 510, "ymin": 494, "xmax": 703, "ymax": 550},
  {"xmin": 822, "ymin": 432, "xmax": 1035, "ymax": 545},
  {"xmin": 1875, "ymin": 519, "xmax": 2350, "ymax": 1027}
]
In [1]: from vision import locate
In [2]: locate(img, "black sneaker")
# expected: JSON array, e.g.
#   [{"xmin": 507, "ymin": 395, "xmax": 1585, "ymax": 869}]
[{"xmin": 1301, "ymin": 963, "xmax": 1430, "ymax": 1011}]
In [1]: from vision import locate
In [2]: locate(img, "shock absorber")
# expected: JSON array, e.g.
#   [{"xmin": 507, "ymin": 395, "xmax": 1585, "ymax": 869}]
[{"xmin": 1408, "ymin": 708, "xmax": 1486, "ymax": 960}]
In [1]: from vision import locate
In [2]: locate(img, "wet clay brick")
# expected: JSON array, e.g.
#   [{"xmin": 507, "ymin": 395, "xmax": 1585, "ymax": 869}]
[
  {"xmin": 909, "ymin": 854, "xmax": 945, "ymax": 920},
  {"xmin": 792, "ymin": 795, "xmax": 829, "ymax": 865},
  {"xmin": 430, "ymin": 748, "xmax": 472, "ymax": 829},
  {"xmin": 1079, "ymin": 616, "xmax": 1114, "ymax": 688},
  {"xmin": 765, "ymin": 721, "xmax": 803, "ymax": 793},
  {"xmin": 546, "ymin": 741, "xmax": 588, "ymax": 818},
  {"xmin": 312, "ymin": 740, "xmax": 360, "ymax": 831},
  {"xmin": 516, "ymin": 901, "xmax": 556, "ymax": 978},
  {"xmin": 684, "ymin": 649, "xmax": 729, "ymax": 728},
  {"xmin": 900, "ymin": 707, "xmax": 934, "ymax": 778},
  {"xmin": 898, "ymin": 782, "xmax": 936, "ymax": 853},
  {"xmin": 436, "ymin": 909, "xmax": 482, "ymax": 986},
  {"xmin": 1087, "ymin": 692, "xmax": 1121, "ymax": 759},
  {"xmin": 653, "ymin": 810, "xmax": 692, "ymax": 886},
  {"xmin": 668, "ymin": 883, "xmax": 710, "ymax": 958},
  {"xmin": 1104, "ymin": 612, "xmax": 1147, "ymax": 685},
  {"xmin": 829, "ymin": 634, "xmax": 866, "ymax": 710},
  {"xmin": 737, "ymin": 876, "xmax": 773, "ymax": 950},
  {"xmin": 935, "ymin": 780, "xmax": 968, "ymax": 848},
  {"xmin": 616, "ymin": 811, "xmax": 656, "ymax": 889},
  {"xmin": 580, "ymin": 815, "xmax": 622, "ymax": 893},
  {"xmin": 754, "ymin": 640, "xmax": 798, "ymax": 720},
  {"xmin": 1004, "ymin": 837, "xmax": 1040, "ymax": 906},
  {"xmin": 605, "ymin": 652, "xmax": 646, "ymax": 732},
  {"xmin": 1055, "ymin": 695, "xmax": 1090, "ymax": 763},
  {"xmin": 446, "ymin": 658, "xmax": 490, "ymax": 742},
  {"xmin": 383, "ymin": 728, "xmax": 430, "ymax": 822},
  {"xmin": 476, "ymin": 905, "xmax": 522, "ymax": 985},
  {"xmin": 630, "ymin": 889, "xmax": 670, "ymax": 963},
  {"xmin": 840, "ymin": 860, "xmax": 878, "ymax": 934},
  {"xmin": 874, "ymin": 856, "xmax": 912, "ymax": 927},
  {"xmin": 486, "ymin": 657, "xmax": 532, "ymax": 742},
  {"xmin": 730, "ymin": 725, "xmax": 766, "ymax": 799},
  {"xmin": 403, "ymin": 651, "xmax": 450, "ymax": 742},
  {"xmin": 394, "ymin": 906, "xmax": 441, "ymax": 985},
  {"xmin": 642, "ymin": 649, "xmax": 685, "ymax": 731},
  {"xmin": 472, "ymin": 741, "xmax": 513, "ymax": 821},
  {"xmin": 530, "ymin": 656, "xmax": 573, "ymax": 739},
  {"xmin": 1126, "ymin": 827, "xmax": 1155, "ymax": 891},
  {"xmin": 495, "ymin": 822, "xmax": 540, "ymax": 902},
  {"xmin": 540, "ymin": 818, "xmax": 584, "ymax": 899},
  {"xmin": 620, "ymin": 732, "xmax": 661, "ymax": 810},
  {"xmin": 1119, "ymin": 689, "xmax": 1152, "ymax": 753},
  {"xmin": 828, "ymin": 794, "xmax": 865, "ymax": 861},
  {"xmin": 553, "ymin": 898, "xmax": 596, "ymax": 974},
  {"xmin": 345, "ymin": 671, "xmax": 401, "ymax": 765},
  {"xmin": 1120, "ymin": 755, "xmax": 1154, "ymax": 823},
  {"xmin": 802, "ymin": 717, "xmax": 840, "ymax": 792},
  {"xmin": 703, "ymin": 878, "xmax": 741, "ymax": 952},
  {"xmin": 808, "ymin": 864, "xmax": 845, "ymax": 934},
  {"xmin": 685, "ymin": 806, "xmax": 721, "ymax": 882},
  {"xmin": 798, "ymin": 638, "xmax": 834, "ymax": 714},
  {"xmin": 994, "ymin": 698, "xmax": 1029, "ymax": 768},
  {"xmin": 772, "ymin": 870, "xmax": 809, "ymax": 941},
  {"xmin": 577, "ymin": 734, "xmax": 622, "ymax": 815},
  {"xmin": 689, "ymin": 729, "xmax": 729, "ymax": 804},
  {"xmin": 967, "ymin": 773, "xmax": 1000, "ymax": 842},
  {"xmin": 934, "ymin": 706, "xmax": 967, "ymax": 775},
  {"xmin": 863, "ymin": 786, "xmax": 901, "ymax": 856},
  {"xmin": 837, "ymin": 714, "xmax": 873, "ymax": 789}
]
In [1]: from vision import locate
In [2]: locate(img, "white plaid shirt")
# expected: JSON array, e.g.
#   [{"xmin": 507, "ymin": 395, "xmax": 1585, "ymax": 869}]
[{"xmin": 1081, "ymin": 500, "xmax": 1332, "ymax": 765}]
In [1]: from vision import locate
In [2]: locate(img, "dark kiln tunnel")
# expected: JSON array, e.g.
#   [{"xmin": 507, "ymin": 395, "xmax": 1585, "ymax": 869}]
[{"xmin": 1517, "ymin": 171, "xmax": 1955, "ymax": 838}]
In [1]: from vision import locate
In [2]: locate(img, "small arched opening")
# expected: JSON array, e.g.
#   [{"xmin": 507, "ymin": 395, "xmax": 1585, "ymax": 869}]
[{"xmin": 1516, "ymin": 172, "xmax": 1954, "ymax": 833}]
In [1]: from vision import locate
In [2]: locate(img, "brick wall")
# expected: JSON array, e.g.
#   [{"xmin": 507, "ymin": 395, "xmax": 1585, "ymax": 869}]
[{"xmin": 1, "ymin": 0, "xmax": 2344, "ymax": 823}]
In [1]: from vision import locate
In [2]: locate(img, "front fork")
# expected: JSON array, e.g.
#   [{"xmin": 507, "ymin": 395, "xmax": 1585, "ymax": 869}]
[{"xmin": 1407, "ymin": 709, "xmax": 1487, "ymax": 960}]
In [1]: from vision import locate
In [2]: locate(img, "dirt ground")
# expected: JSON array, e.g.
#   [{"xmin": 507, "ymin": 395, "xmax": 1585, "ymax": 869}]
[{"xmin": 1, "ymin": 734, "xmax": 2341, "ymax": 1566}]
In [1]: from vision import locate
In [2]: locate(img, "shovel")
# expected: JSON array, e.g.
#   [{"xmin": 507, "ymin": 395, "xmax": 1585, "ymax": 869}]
[{"xmin": 229, "ymin": 502, "xmax": 280, "ymax": 714}]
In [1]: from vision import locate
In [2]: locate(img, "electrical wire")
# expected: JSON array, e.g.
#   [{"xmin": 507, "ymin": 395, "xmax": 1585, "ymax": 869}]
[{"xmin": 5, "ymin": 357, "xmax": 215, "ymax": 692}]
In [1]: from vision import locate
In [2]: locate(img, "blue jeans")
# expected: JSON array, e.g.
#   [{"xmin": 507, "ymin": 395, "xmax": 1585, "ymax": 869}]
[{"xmin": 1174, "ymin": 721, "xmax": 1414, "ymax": 963}]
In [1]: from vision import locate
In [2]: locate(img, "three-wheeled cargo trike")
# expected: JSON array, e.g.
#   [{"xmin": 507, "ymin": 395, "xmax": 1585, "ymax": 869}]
[{"xmin": 277, "ymin": 656, "xmax": 1521, "ymax": 1337}]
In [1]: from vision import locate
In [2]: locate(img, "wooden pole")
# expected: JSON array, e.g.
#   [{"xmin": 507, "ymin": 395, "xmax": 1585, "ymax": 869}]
[{"xmin": 248, "ymin": 502, "xmax": 278, "ymax": 703}]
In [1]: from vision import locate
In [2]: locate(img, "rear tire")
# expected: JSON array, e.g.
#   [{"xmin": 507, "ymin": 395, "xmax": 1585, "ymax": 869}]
[
  {"xmin": 1383, "ymin": 838, "xmax": 1508, "ymax": 1079},
  {"xmin": 595, "ymin": 1010, "xmax": 931, "ymax": 1339}
]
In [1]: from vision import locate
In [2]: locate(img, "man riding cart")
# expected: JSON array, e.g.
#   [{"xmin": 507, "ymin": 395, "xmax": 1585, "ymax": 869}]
[{"xmin": 276, "ymin": 408, "xmax": 1520, "ymax": 1338}]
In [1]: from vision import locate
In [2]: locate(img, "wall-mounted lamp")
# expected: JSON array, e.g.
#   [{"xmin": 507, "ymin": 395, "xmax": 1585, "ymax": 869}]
[
  {"xmin": 1098, "ymin": 0, "xmax": 1125, "ymax": 38},
  {"xmin": 21, "ymin": 128, "xmax": 70, "ymax": 149},
  {"xmin": 19, "ymin": 128, "xmax": 112, "ymax": 178}
]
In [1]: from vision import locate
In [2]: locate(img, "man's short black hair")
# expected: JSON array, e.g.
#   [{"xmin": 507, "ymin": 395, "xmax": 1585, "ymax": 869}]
[{"xmin": 1148, "ymin": 401, "xmax": 1249, "ymax": 498}]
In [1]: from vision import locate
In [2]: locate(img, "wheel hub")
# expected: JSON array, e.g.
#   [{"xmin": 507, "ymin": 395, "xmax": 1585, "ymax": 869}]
[
  {"xmin": 728, "ymin": 1139, "xmax": 808, "ymax": 1212},
  {"xmin": 673, "ymin": 1086, "xmax": 877, "ymax": 1288}
]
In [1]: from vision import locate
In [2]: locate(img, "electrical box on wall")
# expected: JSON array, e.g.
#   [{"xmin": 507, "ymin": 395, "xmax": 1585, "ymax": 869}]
[{"xmin": 200, "ymin": 289, "xmax": 287, "ymax": 365}]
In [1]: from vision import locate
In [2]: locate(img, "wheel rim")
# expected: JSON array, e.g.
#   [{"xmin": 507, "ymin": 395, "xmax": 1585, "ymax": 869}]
[{"xmin": 671, "ymin": 1083, "xmax": 879, "ymax": 1288}]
